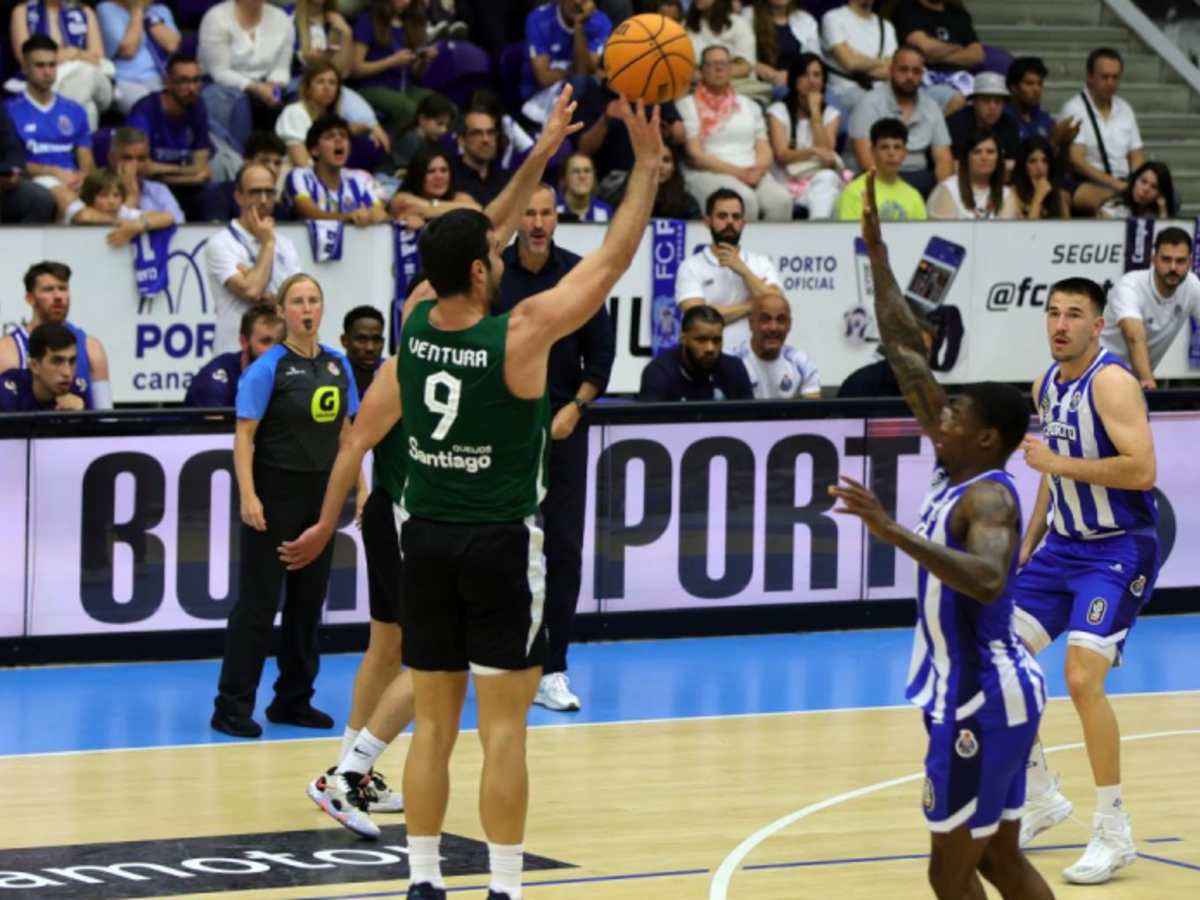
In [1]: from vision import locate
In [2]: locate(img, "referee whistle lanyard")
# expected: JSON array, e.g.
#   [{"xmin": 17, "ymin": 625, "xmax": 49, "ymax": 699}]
[{"xmin": 229, "ymin": 222, "xmax": 274, "ymax": 282}]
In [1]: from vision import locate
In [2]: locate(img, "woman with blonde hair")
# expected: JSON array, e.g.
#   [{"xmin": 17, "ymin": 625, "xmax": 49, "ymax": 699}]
[{"xmin": 277, "ymin": 60, "xmax": 389, "ymax": 166}]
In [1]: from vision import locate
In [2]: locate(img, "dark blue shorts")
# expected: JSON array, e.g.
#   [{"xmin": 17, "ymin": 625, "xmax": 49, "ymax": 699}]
[
  {"xmin": 923, "ymin": 713, "xmax": 1040, "ymax": 838},
  {"xmin": 1014, "ymin": 532, "xmax": 1159, "ymax": 665}
]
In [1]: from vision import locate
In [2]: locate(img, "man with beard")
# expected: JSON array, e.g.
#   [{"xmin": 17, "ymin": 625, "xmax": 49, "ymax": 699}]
[
  {"xmin": 675, "ymin": 189, "xmax": 785, "ymax": 349},
  {"xmin": 1099, "ymin": 227, "xmax": 1200, "ymax": 390},
  {"xmin": 184, "ymin": 304, "xmax": 283, "ymax": 407},
  {"xmin": 341, "ymin": 306, "xmax": 387, "ymax": 400},
  {"xmin": 731, "ymin": 294, "xmax": 821, "ymax": 399},
  {"xmin": 849, "ymin": 44, "xmax": 952, "ymax": 197},
  {"xmin": 638, "ymin": 305, "xmax": 754, "ymax": 402}
]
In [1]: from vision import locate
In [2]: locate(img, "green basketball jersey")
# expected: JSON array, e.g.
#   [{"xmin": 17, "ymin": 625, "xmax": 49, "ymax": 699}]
[
  {"xmin": 372, "ymin": 422, "xmax": 407, "ymax": 505},
  {"xmin": 398, "ymin": 301, "xmax": 550, "ymax": 522}
]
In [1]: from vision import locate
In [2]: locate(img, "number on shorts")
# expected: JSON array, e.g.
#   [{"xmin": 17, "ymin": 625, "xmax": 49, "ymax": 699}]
[{"xmin": 425, "ymin": 371, "xmax": 462, "ymax": 440}]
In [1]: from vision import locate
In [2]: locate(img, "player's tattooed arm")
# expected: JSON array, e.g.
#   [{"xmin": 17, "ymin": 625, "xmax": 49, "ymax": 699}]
[{"xmin": 860, "ymin": 170, "xmax": 948, "ymax": 439}]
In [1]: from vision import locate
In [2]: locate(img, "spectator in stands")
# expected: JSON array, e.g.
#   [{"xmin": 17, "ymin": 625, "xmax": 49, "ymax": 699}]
[
  {"xmin": 10, "ymin": 0, "xmax": 114, "ymax": 130},
  {"xmin": 389, "ymin": 144, "xmax": 481, "ymax": 226},
  {"xmin": 276, "ymin": 61, "xmax": 389, "ymax": 168},
  {"xmin": 521, "ymin": 0, "xmax": 612, "ymax": 124},
  {"xmin": 285, "ymin": 114, "xmax": 389, "ymax": 227},
  {"xmin": 386, "ymin": 92, "xmax": 455, "ymax": 179},
  {"xmin": 1005, "ymin": 56, "xmax": 1055, "ymax": 143},
  {"xmin": 836, "ymin": 118, "xmax": 927, "ymax": 221},
  {"xmin": 890, "ymin": 0, "xmax": 980, "ymax": 114},
  {"xmin": 1098, "ymin": 160, "xmax": 1176, "ymax": 220},
  {"xmin": 205, "ymin": 164, "xmax": 302, "ymax": 354},
  {"xmin": 127, "ymin": 53, "xmax": 213, "ymax": 223},
  {"xmin": 0, "ymin": 323, "xmax": 87, "ymax": 412},
  {"xmin": 767, "ymin": 53, "xmax": 844, "ymax": 220},
  {"xmin": 68, "ymin": 126, "xmax": 183, "ymax": 233},
  {"xmin": 749, "ymin": 0, "xmax": 820, "ymax": 99},
  {"xmin": 350, "ymin": 0, "xmax": 438, "ymax": 134},
  {"xmin": 294, "ymin": 0, "xmax": 354, "ymax": 78},
  {"xmin": 183, "ymin": 303, "xmax": 283, "ymax": 407},
  {"xmin": 638, "ymin": 305, "xmax": 754, "ymax": 401},
  {"xmin": 731, "ymin": 294, "xmax": 820, "ymax": 399},
  {"xmin": 454, "ymin": 106, "xmax": 513, "ymax": 206},
  {"xmin": 821, "ymin": 0, "xmax": 898, "ymax": 112},
  {"xmin": 946, "ymin": 72, "xmax": 1020, "ymax": 171},
  {"xmin": 837, "ymin": 311, "xmax": 936, "ymax": 398},
  {"xmin": 928, "ymin": 128, "xmax": 1016, "ymax": 220},
  {"xmin": 676, "ymin": 188, "xmax": 785, "ymax": 348},
  {"xmin": 69, "ymin": 162, "xmax": 172, "ymax": 246},
  {"xmin": 679, "ymin": 46, "xmax": 793, "ymax": 221},
  {"xmin": 0, "ymin": 102, "xmax": 56, "ymax": 224},
  {"xmin": 685, "ymin": 0, "xmax": 757, "ymax": 87},
  {"xmin": 849, "ymin": 44, "xmax": 952, "ymax": 197},
  {"xmin": 1058, "ymin": 48, "xmax": 1145, "ymax": 215},
  {"xmin": 463, "ymin": 88, "xmax": 536, "ymax": 172},
  {"xmin": 652, "ymin": 144, "xmax": 701, "ymax": 219},
  {"xmin": 97, "ymin": 0, "xmax": 180, "ymax": 114},
  {"xmin": 645, "ymin": 0, "xmax": 682, "ymax": 20},
  {"xmin": 340, "ymin": 305, "xmax": 386, "ymax": 400},
  {"xmin": 577, "ymin": 78, "xmax": 686, "ymax": 187},
  {"xmin": 1014, "ymin": 136, "xmax": 1071, "ymax": 220},
  {"xmin": 0, "ymin": 261, "xmax": 112, "ymax": 409},
  {"xmin": 199, "ymin": 0, "xmax": 295, "ymax": 150},
  {"xmin": 557, "ymin": 152, "xmax": 613, "ymax": 222},
  {"xmin": 1100, "ymin": 227, "xmax": 1200, "ymax": 390},
  {"xmin": 203, "ymin": 131, "xmax": 290, "ymax": 222},
  {"xmin": 6, "ymin": 35, "xmax": 94, "ymax": 221}
]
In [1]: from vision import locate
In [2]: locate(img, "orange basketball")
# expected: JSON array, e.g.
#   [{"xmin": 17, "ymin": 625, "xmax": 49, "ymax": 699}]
[{"xmin": 604, "ymin": 14, "xmax": 695, "ymax": 105}]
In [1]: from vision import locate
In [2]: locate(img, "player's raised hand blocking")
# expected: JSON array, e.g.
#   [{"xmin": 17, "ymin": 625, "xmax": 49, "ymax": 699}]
[{"xmin": 616, "ymin": 98, "xmax": 664, "ymax": 169}]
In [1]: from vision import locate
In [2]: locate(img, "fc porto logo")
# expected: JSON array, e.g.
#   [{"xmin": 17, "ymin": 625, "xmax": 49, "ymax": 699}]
[
  {"xmin": 1039, "ymin": 393, "xmax": 1051, "ymax": 420},
  {"xmin": 780, "ymin": 375, "xmax": 794, "ymax": 393},
  {"xmin": 922, "ymin": 778, "xmax": 936, "ymax": 812},
  {"xmin": 1069, "ymin": 392, "xmax": 1083, "ymax": 413},
  {"xmin": 1087, "ymin": 597, "xmax": 1108, "ymax": 625},
  {"xmin": 214, "ymin": 368, "xmax": 229, "ymax": 384},
  {"xmin": 1129, "ymin": 576, "xmax": 1146, "ymax": 599},
  {"xmin": 955, "ymin": 729, "xmax": 979, "ymax": 759},
  {"xmin": 57, "ymin": 115, "xmax": 73, "ymax": 136}
]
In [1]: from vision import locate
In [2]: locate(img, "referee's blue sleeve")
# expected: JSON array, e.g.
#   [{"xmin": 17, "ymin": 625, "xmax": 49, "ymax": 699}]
[{"xmin": 236, "ymin": 351, "xmax": 278, "ymax": 419}]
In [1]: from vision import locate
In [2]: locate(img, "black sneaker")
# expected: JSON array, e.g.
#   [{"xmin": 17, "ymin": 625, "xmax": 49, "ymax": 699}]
[
  {"xmin": 407, "ymin": 883, "xmax": 447, "ymax": 900},
  {"xmin": 265, "ymin": 704, "xmax": 334, "ymax": 729},
  {"xmin": 486, "ymin": 893, "xmax": 514, "ymax": 900},
  {"xmin": 211, "ymin": 709, "xmax": 262, "ymax": 738}
]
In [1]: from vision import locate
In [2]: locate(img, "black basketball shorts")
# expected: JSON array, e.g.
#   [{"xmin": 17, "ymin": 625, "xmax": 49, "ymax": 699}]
[
  {"xmin": 399, "ymin": 513, "xmax": 547, "ymax": 673},
  {"xmin": 361, "ymin": 488, "xmax": 403, "ymax": 624}
]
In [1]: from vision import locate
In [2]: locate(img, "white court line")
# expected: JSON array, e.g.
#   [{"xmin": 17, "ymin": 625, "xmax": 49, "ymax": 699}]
[
  {"xmin": 2, "ymin": 690, "xmax": 1198, "ymax": 762},
  {"xmin": 708, "ymin": 728, "xmax": 1200, "ymax": 900}
]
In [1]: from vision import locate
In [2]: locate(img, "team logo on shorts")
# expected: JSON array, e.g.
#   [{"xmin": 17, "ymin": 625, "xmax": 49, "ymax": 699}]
[
  {"xmin": 1069, "ymin": 392, "xmax": 1083, "ymax": 412},
  {"xmin": 955, "ymin": 729, "xmax": 979, "ymax": 759},
  {"xmin": 923, "ymin": 778, "xmax": 936, "ymax": 811},
  {"xmin": 1129, "ymin": 576, "xmax": 1146, "ymax": 598},
  {"xmin": 1087, "ymin": 597, "xmax": 1108, "ymax": 625}
]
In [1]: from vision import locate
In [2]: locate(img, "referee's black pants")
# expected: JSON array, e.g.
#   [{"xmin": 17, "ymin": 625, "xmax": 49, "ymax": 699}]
[
  {"xmin": 542, "ymin": 420, "xmax": 589, "ymax": 675},
  {"xmin": 215, "ymin": 464, "xmax": 335, "ymax": 719}
]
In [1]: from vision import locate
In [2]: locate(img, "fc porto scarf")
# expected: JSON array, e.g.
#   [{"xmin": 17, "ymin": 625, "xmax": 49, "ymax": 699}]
[
  {"xmin": 134, "ymin": 225, "xmax": 175, "ymax": 297},
  {"xmin": 650, "ymin": 218, "xmax": 686, "ymax": 357},
  {"xmin": 306, "ymin": 219, "xmax": 345, "ymax": 262}
]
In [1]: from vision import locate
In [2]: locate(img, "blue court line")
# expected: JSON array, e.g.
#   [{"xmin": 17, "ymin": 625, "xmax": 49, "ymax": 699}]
[
  {"xmin": 1146, "ymin": 837, "xmax": 1184, "ymax": 844},
  {"xmin": 1138, "ymin": 854, "xmax": 1200, "ymax": 873}
]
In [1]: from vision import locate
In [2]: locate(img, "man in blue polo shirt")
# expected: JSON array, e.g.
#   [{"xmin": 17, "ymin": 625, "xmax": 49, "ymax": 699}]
[
  {"xmin": 0, "ymin": 323, "xmax": 87, "ymax": 412},
  {"xmin": 1005, "ymin": 57, "xmax": 1056, "ymax": 143},
  {"xmin": 521, "ymin": 0, "xmax": 611, "ymax": 123},
  {"xmin": 184, "ymin": 303, "xmax": 282, "ymax": 407},
  {"xmin": 638, "ymin": 305, "xmax": 754, "ymax": 402}
]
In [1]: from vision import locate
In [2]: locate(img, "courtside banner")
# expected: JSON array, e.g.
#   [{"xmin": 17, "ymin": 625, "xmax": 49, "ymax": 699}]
[{"xmin": 0, "ymin": 440, "xmax": 27, "ymax": 637}]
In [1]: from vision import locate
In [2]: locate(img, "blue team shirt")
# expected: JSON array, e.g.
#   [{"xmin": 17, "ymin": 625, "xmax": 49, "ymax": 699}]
[
  {"xmin": 521, "ymin": 2, "xmax": 612, "ymax": 100},
  {"xmin": 126, "ymin": 93, "xmax": 212, "ymax": 167},
  {"xmin": 351, "ymin": 14, "xmax": 408, "ymax": 91},
  {"xmin": 183, "ymin": 350, "xmax": 242, "ymax": 407},
  {"xmin": 0, "ymin": 367, "xmax": 88, "ymax": 411},
  {"xmin": 906, "ymin": 467, "xmax": 1046, "ymax": 729},
  {"xmin": 6, "ymin": 92, "xmax": 91, "ymax": 170},
  {"xmin": 1004, "ymin": 103, "xmax": 1054, "ymax": 144},
  {"xmin": 13, "ymin": 322, "xmax": 93, "ymax": 407},
  {"xmin": 637, "ymin": 349, "xmax": 755, "ymax": 402},
  {"xmin": 556, "ymin": 195, "xmax": 613, "ymax": 223},
  {"xmin": 1037, "ymin": 350, "xmax": 1158, "ymax": 540}
]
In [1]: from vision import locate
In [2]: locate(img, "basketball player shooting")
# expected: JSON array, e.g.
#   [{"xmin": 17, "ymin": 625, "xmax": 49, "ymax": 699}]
[{"xmin": 830, "ymin": 172, "xmax": 1054, "ymax": 900}]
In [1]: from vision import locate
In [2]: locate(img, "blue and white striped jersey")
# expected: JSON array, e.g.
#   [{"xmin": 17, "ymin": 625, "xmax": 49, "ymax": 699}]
[
  {"xmin": 1037, "ymin": 351, "xmax": 1157, "ymax": 540},
  {"xmin": 906, "ymin": 467, "xmax": 1046, "ymax": 729}
]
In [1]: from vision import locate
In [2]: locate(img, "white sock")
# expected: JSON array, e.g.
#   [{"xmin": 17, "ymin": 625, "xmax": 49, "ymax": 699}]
[
  {"xmin": 1026, "ymin": 740, "xmax": 1053, "ymax": 798},
  {"xmin": 408, "ymin": 834, "xmax": 444, "ymax": 888},
  {"xmin": 1097, "ymin": 784, "xmax": 1123, "ymax": 816},
  {"xmin": 337, "ymin": 726, "xmax": 388, "ymax": 776},
  {"xmin": 338, "ymin": 727, "xmax": 360, "ymax": 764},
  {"xmin": 488, "ymin": 842, "xmax": 524, "ymax": 898}
]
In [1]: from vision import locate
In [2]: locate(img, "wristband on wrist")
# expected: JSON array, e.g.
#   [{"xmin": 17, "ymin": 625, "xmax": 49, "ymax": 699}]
[{"xmin": 572, "ymin": 396, "xmax": 588, "ymax": 411}]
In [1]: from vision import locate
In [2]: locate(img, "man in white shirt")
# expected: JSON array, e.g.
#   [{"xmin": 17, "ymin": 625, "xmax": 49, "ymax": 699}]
[
  {"xmin": 731, "ymin": 294, "xmax": 821, "ymax": 399},
  {"xmin": 205, "ymin": 163, "xmax": 301, "ymax": 354},
  {"xmin": 1100, "ymin": 228, "xmax": 1200, "ymax": 389},
  {"xmin": 822, "ymin": 0, "xmax": 899, "ymax": 110},
  {"xmin": 284, "ymin": 114, "xmax": 388, "ymax": 226},
  {"xmin": 1057, "ymin": 48, "xmax": 1145, "ymax": 215},
  {"xmin": 676, "ymin": 188, "xmax": 785, "ymax": 348}
]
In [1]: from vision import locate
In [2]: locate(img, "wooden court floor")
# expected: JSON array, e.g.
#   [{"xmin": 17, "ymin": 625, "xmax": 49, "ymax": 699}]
[{"xmin": 2, "ymin": 692, "xmax": 1196, "ymax": 900}]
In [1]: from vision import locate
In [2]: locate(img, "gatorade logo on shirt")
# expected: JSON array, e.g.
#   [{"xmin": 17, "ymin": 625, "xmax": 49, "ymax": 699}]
[{"xmin": 312, "ymin": 386, "xmax": 339, "ymax": 422}]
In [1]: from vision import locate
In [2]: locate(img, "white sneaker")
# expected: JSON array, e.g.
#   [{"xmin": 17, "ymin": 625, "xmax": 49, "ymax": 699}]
[
  {"xmin": 309, "ymin": 771, "xmax": 381, "ymax": 839},
  {"xmin": 1063, "ymin": 812, "xmax": 1137, "ymax": 884},
  {"xmin": 1019, "ymin": 774, "xmax": 1074, "ymax": 847},
  {"xmin": 533, "ymin": 672, "xmax": 581, "ymax": 712},
  {"xmin": 367, "ymin": 770, "xmax": 404, "ymax": 813}
]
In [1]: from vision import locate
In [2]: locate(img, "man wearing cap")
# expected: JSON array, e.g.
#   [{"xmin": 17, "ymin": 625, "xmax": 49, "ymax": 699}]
[{"xmin": 946, "ymin": 72, "xmax": 1021, "ymax": 169}]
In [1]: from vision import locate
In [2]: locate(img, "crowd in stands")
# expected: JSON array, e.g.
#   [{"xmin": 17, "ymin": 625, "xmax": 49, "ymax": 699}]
[{"xmin": 0, "ymin": 0, "xmax": 1192, "ymax": 409}]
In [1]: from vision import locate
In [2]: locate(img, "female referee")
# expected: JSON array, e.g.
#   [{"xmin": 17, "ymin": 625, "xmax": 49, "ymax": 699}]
[{"xmin": 212, "ymin": 273, "xmax": 361, "ymax": 738}]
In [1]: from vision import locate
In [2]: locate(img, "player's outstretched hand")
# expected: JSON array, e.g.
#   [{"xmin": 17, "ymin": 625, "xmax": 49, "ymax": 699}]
[
  {"xmin": 829, "ymin": 474, "xmax": 896, "ymax": 541},
  {"xmin": 533, "ymin": 84, "xmax": 584, "ymax": 161},
  {"xmin": 279, "ymin": 522, "xmax": 334, "ymax": 571},
  {"xmin": 618, "ymin": 98, "xmax": 664, "ymax": 167},
  {"xmin": 861, "ymin": 170, "xmax": 884, "ymax": 256}
]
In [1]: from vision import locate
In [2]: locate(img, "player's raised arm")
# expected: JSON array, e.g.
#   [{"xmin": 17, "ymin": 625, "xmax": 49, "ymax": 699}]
[
  {"xmin": 861, "ymin": 171, "xmax": 948, "ymax": 440},
  {"xmin": 512, "ymin": 99, "xmax": 664, "ymax": 350},
  {"xmin": 483, "ymin": 85, "xmax": 582, "ymax": 248}
]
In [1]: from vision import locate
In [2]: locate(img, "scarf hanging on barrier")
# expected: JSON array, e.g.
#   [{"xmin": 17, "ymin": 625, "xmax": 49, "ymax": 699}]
[
  {"xmin": 306, "ymin": 219, "xmax": 345, "ymax": 262},
  {"xmin": 27, "ymin": 1, "xmax": 89, "ymax": 50},
  {"xmin": 392, "ymin": 222, "xmax": 422, "ymax": 343},
  {"xmin": 1123, "ymin": 217, "xmax": 1154, "ymax": 273},
  {"xmin": 143, "ymin": 9, "xmax": 172, "ymax": 79},
  {"xmin": 134, "ymin": 224, "xmax": 175, "ymax": 297},
  {"xmin": 649, "ymin": 218, "xmax": 686, "ymax": 357}
]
